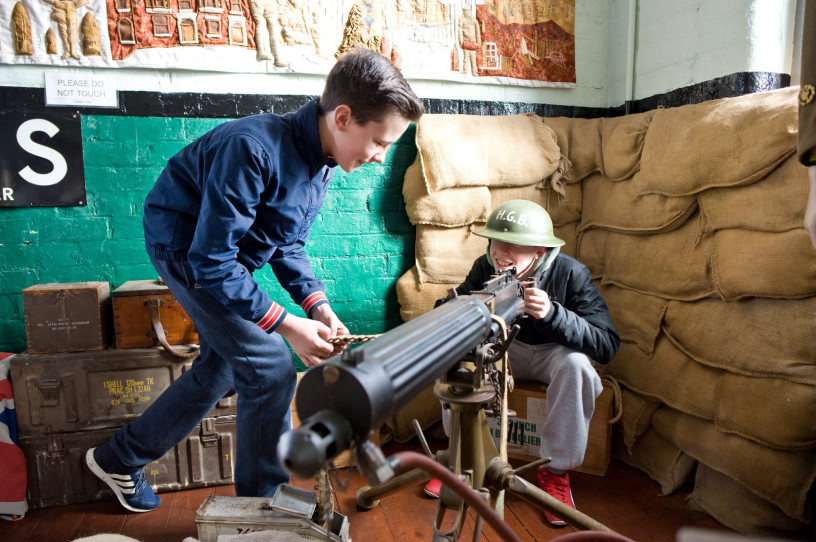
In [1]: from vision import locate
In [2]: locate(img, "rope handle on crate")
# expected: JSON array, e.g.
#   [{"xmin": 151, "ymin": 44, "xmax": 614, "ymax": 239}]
[{"xmin": 600, "ymin": 374, "xmax": 623, "ymax": 424}]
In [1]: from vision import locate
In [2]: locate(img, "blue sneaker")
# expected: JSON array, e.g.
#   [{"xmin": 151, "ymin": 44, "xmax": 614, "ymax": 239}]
[{"xmin": 86, "ymin": 447, "xmax": 160, "ymax": 513}]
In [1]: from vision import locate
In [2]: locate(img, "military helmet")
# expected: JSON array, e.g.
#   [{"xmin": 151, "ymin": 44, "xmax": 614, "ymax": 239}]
[{"xmin": 472, "ymin": 199, "xmax": 565, "ymax": 247}]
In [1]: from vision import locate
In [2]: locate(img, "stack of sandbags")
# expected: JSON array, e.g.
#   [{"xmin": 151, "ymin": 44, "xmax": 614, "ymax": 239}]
[
  {"xmin": 396, "ymin": 86, "xmax": 816, "ymax": 537},
  {"xmin": 588, "ymin": 86, "xmax": 816, "ymax": 538},
  {"xmin": 397, "ymin": 112, "xmax": 581, "ymax": 320},
  {"xmin": 390, "ymin": 113, "xmax": 581, "ymax": 442}
]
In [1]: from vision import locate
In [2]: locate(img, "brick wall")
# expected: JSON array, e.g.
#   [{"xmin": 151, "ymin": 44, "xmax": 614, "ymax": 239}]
[{"xmin": 0, "ymin": 116, "xmax": 418, "ymax": 362}]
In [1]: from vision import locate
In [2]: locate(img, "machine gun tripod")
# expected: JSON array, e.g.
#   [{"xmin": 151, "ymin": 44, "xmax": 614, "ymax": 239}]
[{"xmin": 279, "ymin": 271, "xmax": 630, "ymax": 541}]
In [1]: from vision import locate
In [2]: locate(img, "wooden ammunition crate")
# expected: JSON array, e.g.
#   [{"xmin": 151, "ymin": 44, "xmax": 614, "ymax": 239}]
[
  {"xmin": 112, "ymin": 279, "xmax": 198, "ymax": 350},
  {"xmin": 22, "ymin": 282, "xmax": 111, "ymax": 354},
  {"xmin": 486, "ymin": 379, "xmax": 614, "ymax": 476},
  {"xmin": 9, "ymin": 347, "xmax": 236, "ymax": 436},
  {"xmin": 20, "ymin": 415, "xmax": 236, "ymax": 509}
]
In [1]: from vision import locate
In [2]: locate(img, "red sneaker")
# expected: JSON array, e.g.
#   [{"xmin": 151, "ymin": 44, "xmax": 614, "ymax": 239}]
[
  {"xmin": 536, "ymin": 467, "xmax": 575, "ymax": 527},
  {"xmin": 424, "ymin": 478, "xmax": 441, "ymax": 498}
]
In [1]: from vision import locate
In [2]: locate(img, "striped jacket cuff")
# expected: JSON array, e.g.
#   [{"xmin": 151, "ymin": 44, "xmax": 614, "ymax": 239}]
[
  {"xmin": 301, "ymin": 291, "xmax": 328, "ymax": 316},
  {"xmin": 256, "ymin": 302, "xmax": 287, "ymax": 332}
]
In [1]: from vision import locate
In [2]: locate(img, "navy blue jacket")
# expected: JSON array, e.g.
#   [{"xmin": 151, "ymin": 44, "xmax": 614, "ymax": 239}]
[{"xmin": 143, "ymin": 99, "xmax": 337, "ymax": 332}]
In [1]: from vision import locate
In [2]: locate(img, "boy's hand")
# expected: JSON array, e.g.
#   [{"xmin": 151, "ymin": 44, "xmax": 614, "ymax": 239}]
[
  {"xmin": 523, "ymin": 286, "xmax": 552, "ymax": 320},
  {"xmin": 310, "ymin": 304, "xmax": 350, "ymax": 356},
  {"xmin": 276, "ymin": 314, "xmax": 335, "ymax": 367}
]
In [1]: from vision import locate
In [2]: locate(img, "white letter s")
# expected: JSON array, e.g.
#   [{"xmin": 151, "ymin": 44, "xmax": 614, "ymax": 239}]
[{"xmin": 17, "ymin": 119, "xmax": 68, "ymax": 187}]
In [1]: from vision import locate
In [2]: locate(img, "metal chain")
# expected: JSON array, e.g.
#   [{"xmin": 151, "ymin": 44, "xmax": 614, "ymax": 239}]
[
  {"xmin": 327, "ymin": 334, "xmax": 380, "ymax": 345},
  {"xmin": 488, "ymin": 362, "xmax": 503, "ymax": 415}
]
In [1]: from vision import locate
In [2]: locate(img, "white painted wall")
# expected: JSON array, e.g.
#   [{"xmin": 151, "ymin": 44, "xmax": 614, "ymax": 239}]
[
  {"xmin": 631, "ymin": 0, "xmax": 798, "ymax": 100},
  {"xmin": 0, "ymin": 0, "xmax": 801, "ymax": 108}
]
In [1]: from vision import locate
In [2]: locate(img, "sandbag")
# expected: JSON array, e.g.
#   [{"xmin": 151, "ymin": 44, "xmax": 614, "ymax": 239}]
[
  {"xmin": 490, "ymin": 183, "xmax": 582, "ymax": 227},
  {"xmin": 602, "ymin": 216, "xmax": 717, "ymax": 300},
  {"xmin": 402, "ymin": 157, "xmax": 493, "ymax": 226},
  {"xmin": 576, "ymin": 227, "xmax": 609, "ymax": 279},
  {"xmin": 383, "ymin": 384, "xmax": 441, "ymax": 443},
  {"xmin": 598, "ymin": 284, "xmax": 667, "ymax": 355},
  {"xmin": 715, "ymin": 372, "xmax": 816, "ymax": 451},
  {"xmin": 612, "ymin": 385, "xmax": 662, "ymax": 451},
  {"xmin": 416, "ymin": 113, "xmax": 562, "ymax": 192},
  {"xmin": 415, "ymin": 225, "xmax": 487, "ymax": 284},
  {"xmin": 688, "ymin": 463, "xmax": 813, "ymax": 538},
  {"xmin": 613, "ymin": 423, "xmax": 696, "ymax": 496},
  {"xmin": 652, "ymin": 406, "xmax": 816, "ymax": 522},
  {"xmin": 396, "ymin": 267, "xmax": 455, "ymax": 322},
  {"xmin": 580, "ymin": 173, "xmax": 698, "ymax": 234},
  {"xmin": 603, "ymin": 339, "xmax": 719, "ymax": 421},
  {"xmin": 712, "ymin": 228, "xmax": 816, "ymax": 300},
  {"xmin": 663, "ymin": 296, "xmax": 816, "ymax": 385},
  {"xmin": 637, "ymin": 87, "xmax": 798, "ymax": 197},
  {"xmin": 554, "ymin": 220, "xmax": 579, "ymax": 258},
  {"xmin": 542, "ymin": 116, "xmax": 603, "ymax": 182},
  {"xmin": 599, "ymin": 110, "xmax": 655, "ymax": 181},
  {"xmin": 697, "ymin": 156, "xmax": 808, "ymax": 233}
]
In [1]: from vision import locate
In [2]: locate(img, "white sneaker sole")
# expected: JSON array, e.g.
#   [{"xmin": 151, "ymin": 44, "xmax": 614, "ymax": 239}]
[{"xmin": 85, "ymin": 448, "xmax": 155, "ymax": 513}]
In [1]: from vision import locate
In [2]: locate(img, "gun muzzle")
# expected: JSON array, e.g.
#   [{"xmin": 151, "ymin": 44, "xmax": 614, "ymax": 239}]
[{"xmin": 277, "ymin": 409, "xmax": 352, "ymax": 479}]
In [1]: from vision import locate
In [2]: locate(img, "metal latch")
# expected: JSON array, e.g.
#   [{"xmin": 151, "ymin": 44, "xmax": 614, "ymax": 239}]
[
  {"xmin": 200, "ymin": 417, "xmax": 218, "ymax": 447},
  {"xmin": 38, "ymin": 378, "xmax": 61, "ymax": 407}
]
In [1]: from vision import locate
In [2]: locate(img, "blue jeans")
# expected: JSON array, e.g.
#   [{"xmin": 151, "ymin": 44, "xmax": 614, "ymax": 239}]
[{"xmin": 107, "ymin": 256, "xmax": 296, "ymax": 497}]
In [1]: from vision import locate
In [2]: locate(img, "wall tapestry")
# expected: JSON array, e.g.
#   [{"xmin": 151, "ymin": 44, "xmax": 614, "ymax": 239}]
[{"xmin": 0, "ymin": 1, "xmax": 576, "ymax": 88}]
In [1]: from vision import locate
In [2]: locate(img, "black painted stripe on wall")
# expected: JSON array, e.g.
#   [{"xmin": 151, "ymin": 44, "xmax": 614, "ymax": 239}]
[{"xmin": 0, "ymin": 72, "xmax": 789, "ymax": 119}]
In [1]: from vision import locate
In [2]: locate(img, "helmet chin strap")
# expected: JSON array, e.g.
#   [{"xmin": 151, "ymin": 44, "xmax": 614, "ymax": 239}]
[{"xmin": 514, "ymin": 257, "xmax": 539, "ymax": 280}]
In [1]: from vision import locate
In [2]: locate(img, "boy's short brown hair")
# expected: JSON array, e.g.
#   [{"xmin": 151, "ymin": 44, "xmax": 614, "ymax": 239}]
[{"xmin": 320, "ymin": 47, "xmax": 425, "ymax": 125}]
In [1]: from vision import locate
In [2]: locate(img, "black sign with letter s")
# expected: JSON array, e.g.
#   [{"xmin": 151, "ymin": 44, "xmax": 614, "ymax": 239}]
[{"xmin": 0, "ymin": 112, "xmax": 86, "ymax": 207}]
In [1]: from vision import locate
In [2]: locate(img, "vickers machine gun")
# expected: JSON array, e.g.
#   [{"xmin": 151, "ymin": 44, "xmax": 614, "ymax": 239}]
[{"xmin": 278, "ymin": 270, "xmax": 619, "ymax": 541}]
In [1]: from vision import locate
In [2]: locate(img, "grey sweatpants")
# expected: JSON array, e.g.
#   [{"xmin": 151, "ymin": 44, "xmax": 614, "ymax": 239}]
[
  {"xmin": 507, "ymin": 342, "xmax": 602, "ymax": 471},
  {"xmin": 441, "ymin": 342, "xmax": 602, "ymax": 471}
]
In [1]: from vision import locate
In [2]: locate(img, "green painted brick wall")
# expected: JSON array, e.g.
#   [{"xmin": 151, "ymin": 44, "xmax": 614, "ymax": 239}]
[{"xmin": 0, "ymin": 116, "xmax": 418, "ymax": 361}]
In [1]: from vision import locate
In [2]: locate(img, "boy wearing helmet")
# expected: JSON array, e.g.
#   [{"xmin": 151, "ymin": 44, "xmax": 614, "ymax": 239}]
[{"xmin": 427, "ymin": 199, "xmax": 620, "ymax": 527}]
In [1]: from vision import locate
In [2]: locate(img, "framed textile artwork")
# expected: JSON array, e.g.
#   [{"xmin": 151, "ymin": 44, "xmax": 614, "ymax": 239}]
[{"xmin": 1, "ymin": 0, "xmax": 576, "ymax": 88}]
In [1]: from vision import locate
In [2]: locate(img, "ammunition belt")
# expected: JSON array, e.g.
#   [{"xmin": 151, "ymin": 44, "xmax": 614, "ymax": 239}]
[{"xmin": 328, "ymin": 334, "xmax": 380, "ymax": 345}]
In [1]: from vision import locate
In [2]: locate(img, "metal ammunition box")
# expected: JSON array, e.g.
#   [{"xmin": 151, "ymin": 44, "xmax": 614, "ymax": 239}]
[
  {"xmin": 22, "ymin": 282, "xmax": 111, "ymax": 354},
  {"xmin": 195, "ymin": 491, "xmax": 350, "ymax": 542},
  {"xmin": 112, "ymin": 279, "xmax": 198, "ymax": 350},
  {"xmin": 20, "ymin": 415, "xmax": 236, "ymax": 509},
  {"xmin": 9, "ymin": 347, "xmax": 236, "ymax": 436}
]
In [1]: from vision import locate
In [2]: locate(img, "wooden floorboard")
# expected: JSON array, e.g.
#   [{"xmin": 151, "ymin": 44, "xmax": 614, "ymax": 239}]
[
  {"xmin": 75, "ymin": 507, "xmax": 126, "ymax": 541},
  {"xmin": 1, "ymin": 439, "xmax": 734, "ymax": 542},
  {"xmin": 329, "ymin": 471, "xmax": 392, "ymax": 542}
]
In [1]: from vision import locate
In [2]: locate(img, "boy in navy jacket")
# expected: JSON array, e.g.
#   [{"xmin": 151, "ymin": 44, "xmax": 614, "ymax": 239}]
[{"xmin": 87, "ymin": 48, "xmax": 425, "ymax": 512}]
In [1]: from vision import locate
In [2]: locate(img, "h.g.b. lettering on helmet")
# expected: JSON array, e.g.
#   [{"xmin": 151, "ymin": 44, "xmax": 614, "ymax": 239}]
[{"xmin": 473, "ymin": 199, "xmax": 565, "ymax": 248}]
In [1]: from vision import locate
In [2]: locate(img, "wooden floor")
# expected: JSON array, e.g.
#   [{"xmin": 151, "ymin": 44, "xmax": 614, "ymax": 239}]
[{"xmin": 2, "ymin": 439, "xmax": 733, "ymax": 542}]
